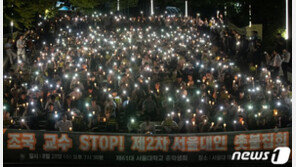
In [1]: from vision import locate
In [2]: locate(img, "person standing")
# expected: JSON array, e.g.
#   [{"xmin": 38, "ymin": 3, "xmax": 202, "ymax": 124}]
[
  {"xmin": 270, "ymin": 50, "xmax": 282, "ymax": 78},
  {"xmin": 55, "ymin": 114, "xmax": 73, "ymax": 132},
  {"xmin": 4, "ymin": 38, "xmax": 17, "ymax": 65},
  {"xmin": 281, "ymin": 49, "xmax": 291, "ymax": 83},
  {"xmin": 16, "ymin": 35, "xmax": 26, "ymax": 63}
]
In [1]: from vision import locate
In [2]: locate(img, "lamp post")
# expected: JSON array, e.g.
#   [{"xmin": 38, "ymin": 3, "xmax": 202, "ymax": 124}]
[
  {"xmin": 150, "ymin": 0, "xmax": 154, "ymax": 16},
  {"xmin": 224, "ymin": 4, "xmax": 227, "ymax": 16},
  {"xmin": 185, "ymin": 0, "xmax": 188, "ymax": 17},
  {"xmin": 10, "ymin": 20, "xmax": 13, "ymax": 38},
  {"xmin": 249, "ymin": 4, "xmax": 252, "ymax": 27},
  {"xmin": 285, "ymin": 0, "xmax": 288, "ymax": 40},
  {"xmin": 11, "ymin": 4, "xmax": 14, "ymax": 38},
  {"xmin": 117, "ymin": 0, "xmax": 120, "ymax": 11}
]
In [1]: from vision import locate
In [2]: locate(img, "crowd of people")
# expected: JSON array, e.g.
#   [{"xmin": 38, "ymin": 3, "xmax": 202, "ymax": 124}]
[{"xmin": 3, "ymin": 12, "xmax": 292, "ymax": 134}]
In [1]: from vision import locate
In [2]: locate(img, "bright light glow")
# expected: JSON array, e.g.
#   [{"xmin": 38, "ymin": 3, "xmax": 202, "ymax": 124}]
[
  {"xmin": 285, "ymin": 0, "xmax": 289, "ymax": 40},
  {"xmin": 224, "ymin": 5, "xmax": 227, "ymax": 16},
  {"xmin": 185, "ymin": 0, "xmax": 188, "ymax": 17},
  {"xmin": 249, "ymin": 5, "xmax": 252, "ymax": 27},
  {"xmin": 117, "ymin": 0, "xmax": 120, "ymax": 11},
  {"xmin": 196, "ymin": 90, "xmax": 201, "ymax": 95},
  {"xmin": 262, "ymin": 105, "xmax": 268, "ymax": 109},
  {"xmin": 150, "ymin": 0, "xmax": 154, "ymax": 16}
]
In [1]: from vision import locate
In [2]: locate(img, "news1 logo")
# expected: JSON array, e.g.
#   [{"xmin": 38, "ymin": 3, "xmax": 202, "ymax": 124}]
[{"xmin": 231, "ymin": 147, "xmax": 291, "ymax": 164}]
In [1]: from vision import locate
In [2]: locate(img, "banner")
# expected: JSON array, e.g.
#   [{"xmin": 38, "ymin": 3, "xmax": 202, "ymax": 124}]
[{"xmin": 3, "ymin": 128, "xmax": 291, "ymax": 164}]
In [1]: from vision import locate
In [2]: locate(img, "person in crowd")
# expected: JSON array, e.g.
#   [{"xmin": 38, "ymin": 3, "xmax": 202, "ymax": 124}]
[
  {"xmin": 198, "ymin": 115, "xmax": 211, "ymax": 132},
  {"xmin": 16, "ymin": 35, "xmax": 26, "ymax": 63},
  {"xmin": 45, "ymin": 95, "xmax": 62, "ymax": 111},
  {"xmin": 281, "ymin": 49, "xmax": 291, "ymax": 83},
  {"xmin": 4, "ymin": 38, "xmax": 17, "ymax": 65},
  {"xmin": 139, "ymin": 116, "xmax": 156, "ymax": 134},
  {"xmin": 46, "ymin": 103, "xmax": 57, "ymax": 131},
  {"xmin": 3, "ymin": 110, "xmax": 14, "ymax": 128},
  {"xmin": 142, "ymin": 94, "xmax": 158, "ymax": 120},
  {"xmin": 3, "ymin": 13, "xmax": 291, "ymax": 134},
  {"xmin": 269, "ymin": 50, "xmax": 282, "ymax": 78},
  {"xmin": 161, "ymin": 116, "xmax": 179, "ymax": 133},
  {"xmin": 55, "ymin": 113, "xmax": 73, "ymax": 131}
]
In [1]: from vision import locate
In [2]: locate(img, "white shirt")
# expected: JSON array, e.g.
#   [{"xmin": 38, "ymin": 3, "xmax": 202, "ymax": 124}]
[
  {"xmin": 55, "ymin": 120, "xmax": 72, "ymax": 131},
  {"xmin": 272, "ymin": 54, "xmax": 282, "ymax": 67},
  {"xmin": 16, "ymin": 39, "xmax": 25, "ymax": 54},
  {"xmin": 282, "ymin": 52, "xmax": 291, "ymax": 63},
  {"xmin": 17, "ymin": 39, "xmax": 25, "ymax": 49}
]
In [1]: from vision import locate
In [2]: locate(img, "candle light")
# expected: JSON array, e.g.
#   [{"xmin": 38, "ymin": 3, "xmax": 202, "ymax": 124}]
[{"xmin": 273, "ymin": 109, "xmax": 278, "ymax": 116}]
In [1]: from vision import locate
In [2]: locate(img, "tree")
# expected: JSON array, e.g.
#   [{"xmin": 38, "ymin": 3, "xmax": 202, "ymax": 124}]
[
  {"xmin": 69, "ymin": 0, "xmax": 101, "ymax": 11},
  {"xmin": 4, "ymin": 0, "xmax": 57, "ymax": 31},
  {"xmin": 110, "ymin": 0, "xmax": 139, "ymax": 11}
]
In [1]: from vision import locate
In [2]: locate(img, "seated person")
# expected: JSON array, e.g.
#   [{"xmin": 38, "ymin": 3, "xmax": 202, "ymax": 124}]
[
  {"xmin": 161, "ymin": 117, "xmax": 178, "ymax": 133},
  {"xmin": 55, "ymin": 113, "xmax": 73, "ymax": 132},
  {"xmin": 139, "ymin": 116, "xmax": 155, "ymax": 134}
]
